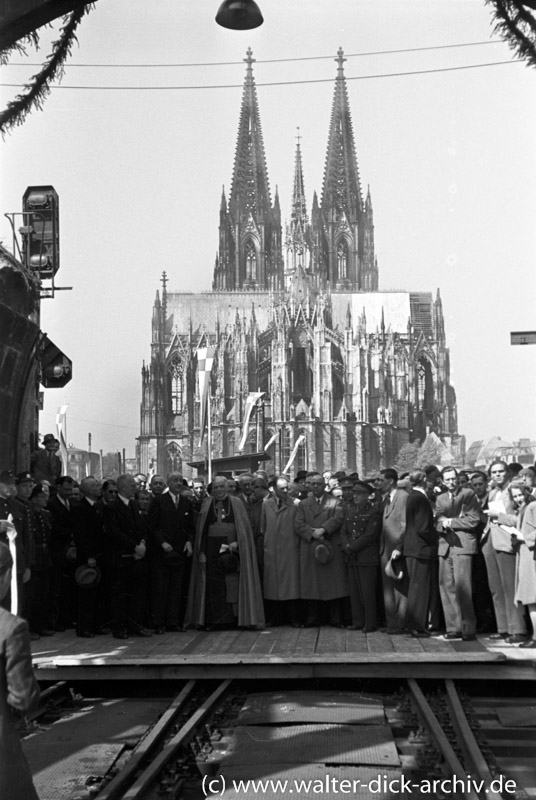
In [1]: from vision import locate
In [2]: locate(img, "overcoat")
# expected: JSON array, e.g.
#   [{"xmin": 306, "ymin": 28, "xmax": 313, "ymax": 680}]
[
  {"xmin": 0, "ymin": 607, "xmax": 40, "ymax": 800},
  {"xmin": 184, "ymin": 495, "xmax": 265, "ymax": 628},
  {"xmin": 261, "ymin": 494, "xmax": 300, "ymax": 601},
  {"xmin": 514, "ymin": 502, "xmax": 536, "ymax": 605},
  {"xmin": 295, "ymin": 494, "xmax": 348, "ymax": 600},
  {"xmin": 380, "ymin": 489, "xmax": 407, "ymax": 556}
]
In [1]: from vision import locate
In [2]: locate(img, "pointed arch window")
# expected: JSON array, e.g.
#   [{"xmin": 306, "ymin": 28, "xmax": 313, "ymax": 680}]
[
  {"xmin": 337, "ymin": 241, "xmax": 348, "ymax": 280},
  {"xmin": 245, "ymin": 241, "xmax": 257, "ymax": 282},
  {"xmin": 168, "ymin": 352, "xmax": 185, "ymax": 415}
]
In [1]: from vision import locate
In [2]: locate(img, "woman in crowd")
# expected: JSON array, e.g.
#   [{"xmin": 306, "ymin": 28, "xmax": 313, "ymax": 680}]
[{"xmin": 508, "ymin": 481, "xmax": 536, "ymax": 647}]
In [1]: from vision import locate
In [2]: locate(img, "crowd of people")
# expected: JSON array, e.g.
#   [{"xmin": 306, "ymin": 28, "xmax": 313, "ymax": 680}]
[{"xmin": 1, "ymin": 440, "xmax": 536, "ymax": 649}]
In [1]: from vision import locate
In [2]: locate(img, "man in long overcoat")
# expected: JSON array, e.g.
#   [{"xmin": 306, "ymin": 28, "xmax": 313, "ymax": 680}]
[
  {"xmin": 295, "ymin": 473, "xmax": 347, "ymax": 626},
  {"xmin": 379, "ymin": 468, "xmax": 408, "ymax": 632},
  {"xmin": 262, "ymin": 476, "xmax": 300, "ymax": 626}
]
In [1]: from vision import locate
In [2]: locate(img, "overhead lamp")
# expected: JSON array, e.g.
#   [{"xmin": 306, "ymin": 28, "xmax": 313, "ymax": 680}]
[{"xmin": 215, "ymin": 0, "xmax": 264, "ymax": 30}]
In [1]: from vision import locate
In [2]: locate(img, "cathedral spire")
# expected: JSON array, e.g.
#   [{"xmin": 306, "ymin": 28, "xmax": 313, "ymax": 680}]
[
  {"xmin": 291, "ymin": 128, "xmax": 308, "ymax": 231},
  {"xmin": 229, "ymin": 48, "xmax": 272, "ymax": 217},
  {"xmin": 320, "ymin": 47, "xmax": 363, "ymax": 217}
]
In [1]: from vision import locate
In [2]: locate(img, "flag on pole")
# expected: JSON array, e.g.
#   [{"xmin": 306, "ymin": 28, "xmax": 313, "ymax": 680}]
[
  {"xmin": 263, "ymin": 429, "xmax": 279, "ymax": 452},
  {"xmin": 238, "ymin": 391, "xmax": 264, "ymax": 452},
  {"xmin": 283, "ymin": 434, "xmax": 305, "ymax": 475},
  {"xmin": 56, "ymin": 404, "xmax": 69, "ymax": 474},
  {"xmin": 197, "ymin": 347, "xmax": 215, "ymax": 446}
]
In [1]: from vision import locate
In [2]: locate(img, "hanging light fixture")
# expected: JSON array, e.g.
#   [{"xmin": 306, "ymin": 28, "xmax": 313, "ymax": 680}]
[{"xmin": 215, "ymin": 0, "xmax": 264, "ymax": 30}]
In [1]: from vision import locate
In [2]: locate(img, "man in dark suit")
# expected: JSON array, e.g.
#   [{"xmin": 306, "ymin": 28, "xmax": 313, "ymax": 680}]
[
  {"xmin": 148, "ymin": 472, "xmax": 194, "ymax": 633},
  {"xmin": 379, "ymin": 468, "xmax": 408, "ymax": 633},
  {"xmin": 295, "ymin": 473, "xmax": 347, "ymax": 626},
  {"xmin": 396, "ymin": 470, "xmax": 437, "ymax": 637},
  {"xmin": 73, "ymin": 477, "xmax": 109, "ymax": 637},
  {"xmin": 435, "ymin": 467, "xmax": 480, "ymax": 641},
  {"xmin": 30, "ymin": 433, "xmax": 62, "ymax": 486},
  {"xmin": 47, "ymin": 475, "xmax": 76, "ymax": 630},
  {"xmin": 103, "ymin": 473, "xmax": 151, "ymax": 639}
]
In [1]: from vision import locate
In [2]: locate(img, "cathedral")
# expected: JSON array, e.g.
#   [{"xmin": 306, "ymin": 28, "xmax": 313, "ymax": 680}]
[{"xmin": 138, "ymin": 48, "xmax": 462, "ymax": 479}]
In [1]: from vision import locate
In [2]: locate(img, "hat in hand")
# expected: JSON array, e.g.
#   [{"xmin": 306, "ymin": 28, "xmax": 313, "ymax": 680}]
[
  {"xmin": 313, "ymin": 539, "xmax": 334, "ymax": 565},
  {"xmin": 384, "ymin": 554, "xmax": 404, "ymax": 581},
  {"xmin": 75, "ymin": 564, "xmax": 102, "ymax": 589}
]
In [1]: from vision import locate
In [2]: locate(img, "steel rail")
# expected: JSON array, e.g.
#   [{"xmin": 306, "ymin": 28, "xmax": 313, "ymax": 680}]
[
  {"xmin": 96, "ymin": 679, "xmax": 197, "ymax": 800},
  {"xmin": 408, "ymin": 678, "xmax": 481, "ymax": 800},
  {"xmin": 444, "ymin": 679, "xmax": 503, "ymax": 800},
  {"xmin": 120, "ymin": 679, "xmax": 232, "ymax": 799}
]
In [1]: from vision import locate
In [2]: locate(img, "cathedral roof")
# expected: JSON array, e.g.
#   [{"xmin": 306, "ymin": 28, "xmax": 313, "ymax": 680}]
[
  {"xmin": 228, "ymin": 48, "xmax": 272, "ymax": 218},
  {"xmin": 320, "ymin": 47, "xmax": 363, "ymax": 217}
]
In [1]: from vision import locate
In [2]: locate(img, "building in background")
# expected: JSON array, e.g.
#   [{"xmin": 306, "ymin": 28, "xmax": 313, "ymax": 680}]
[
  {"xmin": 138, "ymin": 49, "xmax": 462, "ymax": 478},
  {"xmin": 466, "ymin": 437, "xmax": 536, "ymax": 471}
]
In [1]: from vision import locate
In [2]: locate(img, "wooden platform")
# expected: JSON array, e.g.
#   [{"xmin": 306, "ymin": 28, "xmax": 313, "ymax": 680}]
[{"xmin": 31, "ymin": 627, "xmax": 536, "ymax": 681}]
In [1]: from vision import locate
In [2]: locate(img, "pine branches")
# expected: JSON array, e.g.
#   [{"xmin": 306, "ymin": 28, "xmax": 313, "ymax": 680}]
[{"xmin": 487, "ymin": 0, "xmax": 536, "ymax": 69}]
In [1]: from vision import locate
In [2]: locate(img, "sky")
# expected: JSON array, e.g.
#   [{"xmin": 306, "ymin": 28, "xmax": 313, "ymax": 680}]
[{"xmin": 1, "ymin": 0, "xmax": 536, "ymax": 459}]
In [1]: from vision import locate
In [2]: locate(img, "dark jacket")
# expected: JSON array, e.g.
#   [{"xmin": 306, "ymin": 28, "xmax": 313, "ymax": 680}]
[
  {"xmin": 46, "ymin": 495, "xmax": 74, "ymax": 556},
  {"xmin": 148, "ymin": 492, "xmax": 194, "ymax": 558},
  {"xmin": 73, "ymin": 497, "xmax": 106, "ymax": 564},
  {"xmin": 402, "ymin": 489, "xmax": 436, "ymax": 560},
  {"xmin": 103, "ymin": 497, "xmax": 145, "ymax": 566}
]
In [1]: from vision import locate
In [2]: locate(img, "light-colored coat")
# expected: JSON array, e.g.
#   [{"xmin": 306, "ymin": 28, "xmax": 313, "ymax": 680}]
[
  {"xmin": 380, "ymin": 489, "xmax": 408, "ymax": 557},
  {"xmin": 295, "ymin": 494, "xmax": 348, "ymax": 600},
  {"xmin": 262, "ymin": 495, "xmax": 300, "ymax": 601},
  {"xmin": 0, "ymin": 608, "xmax": 40, "ymax": 800}
]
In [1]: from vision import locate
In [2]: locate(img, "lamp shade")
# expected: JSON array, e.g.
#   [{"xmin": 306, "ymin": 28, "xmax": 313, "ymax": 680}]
[{"xmin": 215, "ymin": 0, "xmax": 264, "ymax": 30}]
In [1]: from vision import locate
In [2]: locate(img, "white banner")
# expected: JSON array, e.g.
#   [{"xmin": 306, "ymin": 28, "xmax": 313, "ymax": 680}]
[
  {"xmin": 238, "ymin": 392, "xmax": 264, "ymax": 452},
  {"xmin": 56, "ymin": 404, "xmax": 69, "ymax": 474},
  {"xmin": 282, "ymin": 434, "xmax": 305, "ymax": 475},
  {"xmin": 263, "ymin": 430, "xmax": 279, "ymax": 452},
  {"xmin": 197, "ymin": 347, "xmax": 215, "ymax": 446}
]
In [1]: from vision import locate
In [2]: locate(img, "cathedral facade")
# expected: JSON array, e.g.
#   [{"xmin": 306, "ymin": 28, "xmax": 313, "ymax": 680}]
[{"xmin": 138, "ymin": 48, "xmax": 461, "ymax": 479}]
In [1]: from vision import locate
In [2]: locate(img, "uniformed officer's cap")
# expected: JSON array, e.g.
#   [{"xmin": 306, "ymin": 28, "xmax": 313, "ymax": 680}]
[
  {"xmin": 0, "ymin": 469, "xmax": 15, "ymax": 484},
  {"xmin": 15, "ymin": 471, "xmax": 33, "ymax": 485},
  {"xmin": 352, "ymin": 480, "xmax": 373, "ymax": 494}
]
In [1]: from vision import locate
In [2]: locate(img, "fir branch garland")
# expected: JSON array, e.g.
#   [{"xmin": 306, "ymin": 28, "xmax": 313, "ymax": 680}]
[{"xmin": 0, "ymin": 4, "xmax": 94, "ymax": 135}]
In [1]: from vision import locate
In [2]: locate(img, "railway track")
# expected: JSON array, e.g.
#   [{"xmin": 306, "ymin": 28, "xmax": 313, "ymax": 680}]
[{"xmin": 24, "ymin": 679, "xmax": 536, "ymax": 800}]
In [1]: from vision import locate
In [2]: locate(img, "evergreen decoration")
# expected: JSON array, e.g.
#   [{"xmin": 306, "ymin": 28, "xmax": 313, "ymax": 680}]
[
  {"xmin": 487, "ymin": 0, "xmax": 536, "ymax": 69},
  {"xmin": 0, "ymin": 4, "xmax": 94, "ymax": 135}
]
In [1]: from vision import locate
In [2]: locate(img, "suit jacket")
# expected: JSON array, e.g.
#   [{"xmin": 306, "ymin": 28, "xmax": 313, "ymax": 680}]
[
  {"xmin": 30, "ymin": 448, "xmax": 62, "ymax": 484},
  {"xmin": 148, "ymin": 492, "xmax": 195, "ymax": 557},
  {"xmin": 435, "ymin": 487, "xmax": 480, "ymax": 556},
  {"xmin": 0, "ymin": 608, "xmax": 40, "ymax": 800},
  {"xmin": 73, "ymin": 497, "xmax": 106, "ymax": 564},
  {"xmin": 380, "ymin": 488, "xmax": 407, "ymax": 556},
  {"xmin": 46, "ymin": 495, "xmax": 74, "ymax": 555},
  {"xmin": 402, "ymin": 490, "xmax": 436, "ymax": 560},
  {"xmin": 103, "ymin": 497, "xmax": 145, "ymax": 566}
]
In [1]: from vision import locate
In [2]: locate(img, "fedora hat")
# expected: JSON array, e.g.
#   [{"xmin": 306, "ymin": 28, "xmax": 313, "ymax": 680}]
[
  {"xmin": 75, "ymin": 564, "xmax": 101, "ymax": 589},
  {"xmin": 313, "ymin": 539, "xmax": 334, "ymax": 565},
  {"xmin": 384, "ymin": 554, "xmax": 404, "ymax": 581}
]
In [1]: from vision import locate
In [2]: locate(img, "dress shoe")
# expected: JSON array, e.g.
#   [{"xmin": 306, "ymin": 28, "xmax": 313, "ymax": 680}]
[
  {"xmin": 135, "ymin": 627, "xmax": 153, "ymax": 637},
  {"xmin": 363, "ymin": 627, "xmax": 377, "ymax": 633},
  {"xmin": 154, "ymin": 626, "xmax": 166, "ymax": 634},
  {"xmin": 505, "ymin": 634, "xmax": 527, "ymax": 644},
  {"xmin": 77, "ymin": 631, "xmax": 94, "ymax": 638},
  {"xmin": 303, "ymin": 621, "xmax": 318, "ymax": 628},
  {"xmin": 518, "ymin": 638, "xmax": 536, "ymax": 648},
  {"xmin": 113, "ymin": 631, "xmax": 129, "ymax": 640},
  {"xmin": 488, "ymin": 632, "xmax": 508, "ymax": 640},
  {"xmin": 462, "ymin": 634, "xmax": 477, "ymax": 642},
  {"xmin": 95, "ymin": 627, "xmax": 112, "ymax": 635},
  {"xmin": 37, "ymin": 629, "xmax": 55, "ymax": 637},
  {"xmin": 443, "ymin": 632, "xmax": 462, "ymax": 640},
  {"xmin": 427, "ymin": 629, "xmax": 445, "ymax": 637},
  {"xmin": 290, "ymin": 622, "xmax": 301, "ymax": 628},
  {"xmin": 165, "ymin": 625, "xmax": 180, "ymax": 632},
  {"xmin": 410, "ymin": 629, "xmax": 430, "ymax": 638}
]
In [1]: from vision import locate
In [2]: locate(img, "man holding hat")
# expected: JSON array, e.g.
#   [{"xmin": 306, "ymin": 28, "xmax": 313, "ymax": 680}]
[
  {"xmin": 30, "ymin": 433, "xmax": 62, "ymax": 485},
  {"xmin": 73, "ymin": 477, "xmax": 109, "ymax": 637},
  {"xmin": 340, "ymin": 481, "xmax": 382, "ymax": 632},
  {"xmin": 295, "ymin": 473, "xmax": 347, "ymax": 626}
]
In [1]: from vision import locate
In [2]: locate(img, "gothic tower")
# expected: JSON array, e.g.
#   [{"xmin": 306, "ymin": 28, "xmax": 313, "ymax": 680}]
[
  {"xmin": 311, "ymin": 47, "xmax": 378, "ymax": 291},
  {"xmin": 212, "ymin": 48, "xmax": 283, "ymax": 291}
]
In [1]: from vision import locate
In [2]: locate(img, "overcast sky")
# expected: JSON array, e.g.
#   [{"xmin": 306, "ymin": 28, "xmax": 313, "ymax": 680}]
[{"xmin": 1, "ymin": 0, "xmax": 535, "ymax": 459}]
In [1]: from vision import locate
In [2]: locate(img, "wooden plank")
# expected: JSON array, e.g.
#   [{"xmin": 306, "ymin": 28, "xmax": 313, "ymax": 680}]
[
  {"xmin": 345, "ymin": 629, "xmax": 368, "ymax": 653},
  {"xmin": 269, "ymin": 626, "xmax": 303, "ymax": 655},
  {"xmin": 316, "ymin": 626, "xmax": 345, "ymax": 654},
  {"xmin": 292, "ymin": 626, "xmax": 319, "ymax": 655},
  {"xmin": 366, "ymin": 631, "xmax": 396, "ymax": 654}
]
